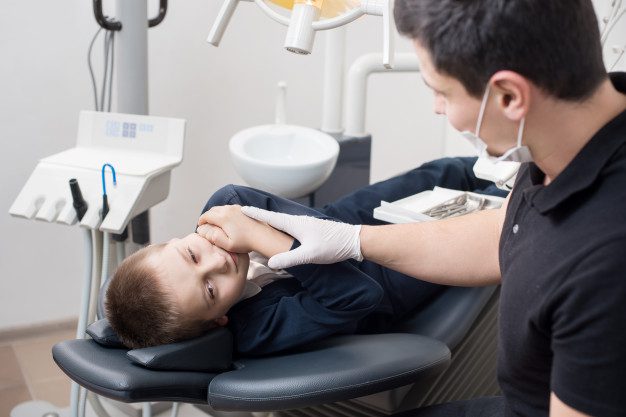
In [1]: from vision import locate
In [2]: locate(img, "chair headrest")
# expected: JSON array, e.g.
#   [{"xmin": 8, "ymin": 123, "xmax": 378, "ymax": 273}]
[{"xmin": 86, "ymin": 319, "xmax": 233, "ymax": 372}]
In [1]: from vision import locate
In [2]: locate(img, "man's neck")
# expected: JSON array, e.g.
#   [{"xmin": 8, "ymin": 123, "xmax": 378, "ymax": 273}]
[{"xmin": 528, "ymin": 78, "xmax": 626, "ymax": 184}]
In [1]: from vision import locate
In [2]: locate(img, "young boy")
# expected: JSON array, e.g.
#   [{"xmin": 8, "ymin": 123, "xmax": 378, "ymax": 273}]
[{"xmin": 106, "ymin": 157, "xmax": 504, "ymax": 355}]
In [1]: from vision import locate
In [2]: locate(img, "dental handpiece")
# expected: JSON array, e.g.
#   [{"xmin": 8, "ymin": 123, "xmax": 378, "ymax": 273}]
[{"xmin": 69, "ymin": 179, "xmax": 88, "ymax": 221}]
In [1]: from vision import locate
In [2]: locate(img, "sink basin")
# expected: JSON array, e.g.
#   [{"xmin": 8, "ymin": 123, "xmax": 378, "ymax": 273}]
[{"xmin": 229, "ymin": 124, "xmax": 340, "ymax": 199}]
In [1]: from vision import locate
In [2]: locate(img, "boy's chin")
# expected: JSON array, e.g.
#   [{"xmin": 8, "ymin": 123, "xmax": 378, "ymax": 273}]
[{"xmin": 237, "ymin": 253, "xmax": 251, "ymax": 275}]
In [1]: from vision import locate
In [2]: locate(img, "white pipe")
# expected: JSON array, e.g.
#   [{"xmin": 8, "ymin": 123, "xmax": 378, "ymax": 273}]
[
  {"xmin": 79, "ymin": 388, "xmax": 88, "ymax": 417},
  {"xmin": 321, "ymin": 27, "xmax": 346, "ymax": 134},
  {"xmin": 345, "ymin": 53, "xmax": 419, "ymax": 137},
  {"xmin": 170, "ymin": 403, "xmax": 180, "ymax": 417},
  {"xmin": 87, "ymin": 391, "xmax": 114, "ymax": 417},
  {"xmin": 116, "ymin": 241, "xmax": 126, "ymax": 266},
  {"xmin": 88, "ymin": 230, "xmax": 103, "ymax": 322},
  {"xmin": 70, "ymin": 228, "xmax": 94, "ymax": 417}
]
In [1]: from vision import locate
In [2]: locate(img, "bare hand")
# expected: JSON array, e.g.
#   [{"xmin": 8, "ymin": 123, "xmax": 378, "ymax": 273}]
[{"xmin": 197, "ymin": 205, "xmax": 268, "ymax": 253}]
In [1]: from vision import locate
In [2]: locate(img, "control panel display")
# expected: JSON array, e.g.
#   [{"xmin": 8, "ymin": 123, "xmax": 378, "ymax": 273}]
[{"xmin": 105, "ymin": 120, "xmax": 155, "ymax": 139}]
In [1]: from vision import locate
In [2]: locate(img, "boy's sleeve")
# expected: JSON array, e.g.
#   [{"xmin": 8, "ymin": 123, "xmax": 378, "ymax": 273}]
[{"xmin": 230, "ymin": 247, "xmax": 384, "ymax": 355}]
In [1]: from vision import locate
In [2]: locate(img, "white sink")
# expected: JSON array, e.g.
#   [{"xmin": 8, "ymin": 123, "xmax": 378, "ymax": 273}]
[{"xmin": 229, "ymin": 124, "xmax": 339, "ymax": 199}]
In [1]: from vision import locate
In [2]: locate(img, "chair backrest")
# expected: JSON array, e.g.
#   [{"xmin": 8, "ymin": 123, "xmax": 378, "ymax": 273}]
[{"xmin": 392, "ymin": 285, "xmax": 497, "ymax": 350}]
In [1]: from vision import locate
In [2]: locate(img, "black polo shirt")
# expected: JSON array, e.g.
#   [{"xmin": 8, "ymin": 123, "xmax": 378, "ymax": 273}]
[{"xmin": 498, "ymin": 73, "xmax": 626, "ymax": 417}]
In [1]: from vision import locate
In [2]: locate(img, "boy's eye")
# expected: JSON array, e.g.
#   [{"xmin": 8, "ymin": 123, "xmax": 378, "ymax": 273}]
[{"xmin": 187, "ymin": 247, "xmax": 198, "ymax": 263}]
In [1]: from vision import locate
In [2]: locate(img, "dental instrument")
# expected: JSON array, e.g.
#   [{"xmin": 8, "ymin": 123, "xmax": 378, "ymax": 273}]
[
  {"xmin": 422, "ymin": 194, "xmax": 486, "ymax": 220},
  {"xmin": 101, "ymin": 163, "xmax": 117, "ymax": 220}
]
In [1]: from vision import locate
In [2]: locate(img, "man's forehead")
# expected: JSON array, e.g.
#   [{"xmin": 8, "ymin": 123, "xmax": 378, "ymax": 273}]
[{"xmin": 412, "ymin": 40, "xmax": 434, "ymax": 72}]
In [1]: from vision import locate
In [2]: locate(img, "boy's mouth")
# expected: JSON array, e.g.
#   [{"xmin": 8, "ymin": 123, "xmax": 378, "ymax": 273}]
[{"xmin": 228, "ymin": 252, "xmax": 238, "ymax": 267}]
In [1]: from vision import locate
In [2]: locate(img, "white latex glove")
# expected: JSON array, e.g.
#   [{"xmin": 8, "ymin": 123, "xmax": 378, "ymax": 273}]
[{"xmin": 241, "ymin": 206, "xmax": 363, "ymax": 269}]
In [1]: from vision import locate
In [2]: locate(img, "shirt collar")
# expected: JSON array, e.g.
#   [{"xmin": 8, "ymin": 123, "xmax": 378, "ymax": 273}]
[{"xmin": 526, "ymin": 72, "xmax": 626, "ymax": 214}]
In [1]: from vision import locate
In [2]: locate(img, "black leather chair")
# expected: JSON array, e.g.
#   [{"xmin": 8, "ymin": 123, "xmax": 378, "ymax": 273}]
[{"xmin": 53, "ymin": 284, "xmax": 500, "ymax": 416}]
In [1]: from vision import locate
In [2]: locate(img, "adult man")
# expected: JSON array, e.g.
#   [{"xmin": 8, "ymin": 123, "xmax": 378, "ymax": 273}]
[{"xmin": 202, "ymin": 1, "xmax": 626, "ymax": 416}]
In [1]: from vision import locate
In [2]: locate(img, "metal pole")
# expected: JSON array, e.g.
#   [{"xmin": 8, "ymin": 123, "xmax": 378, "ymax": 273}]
[{"xmin": 115, "ymin": 0, "xmax": 149, "ymax": 115}]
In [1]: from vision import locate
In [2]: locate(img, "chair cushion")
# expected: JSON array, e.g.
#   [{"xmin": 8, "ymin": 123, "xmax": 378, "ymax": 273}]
[
  {"xmin": 86, "ymin": 319, "xmax": 124, "ymax": 348},
  {"xmin": 86, "ymin": 319, "xmax": 233, "ymax": 372},
  {"xmin": 127, "ymin": 327, "xmax": 233, "ymax": 372}
]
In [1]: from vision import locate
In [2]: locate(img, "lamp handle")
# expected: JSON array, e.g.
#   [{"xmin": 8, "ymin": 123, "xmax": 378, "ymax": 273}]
[
  {"xmin": 207, "ymin": 0, "xmax": 241, "ymax": 46},
  {"xmin": 93, "ymin": 0, "xmax": 168, "ymax": 31}
]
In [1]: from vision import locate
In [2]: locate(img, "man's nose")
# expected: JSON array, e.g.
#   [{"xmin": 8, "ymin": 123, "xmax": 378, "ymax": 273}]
[{"xmin": 434, "ymin": 97, "xmax": 446, "ymax": 115}]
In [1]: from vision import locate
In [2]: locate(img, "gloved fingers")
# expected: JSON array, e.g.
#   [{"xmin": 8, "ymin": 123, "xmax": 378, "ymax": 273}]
[
  {"xmin": 268, "ymin": 246, "xmax": 310, "ymax": 269},
  {"xmin": 242, "ymin": 206, "xmax": 290, "ymax": 231}
]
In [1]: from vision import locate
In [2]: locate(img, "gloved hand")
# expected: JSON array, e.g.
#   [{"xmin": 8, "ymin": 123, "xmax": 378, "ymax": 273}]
[{"xmin": 241, "ymin": 206, "xmax": 363, "ymax": 269}]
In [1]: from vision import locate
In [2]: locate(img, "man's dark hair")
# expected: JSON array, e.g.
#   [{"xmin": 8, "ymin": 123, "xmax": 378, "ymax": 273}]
[
  {"xmin": 394, "ymin": 0, "xmax": 607, "ymax": 100},
  {"xmin": 105, "ymin": 244, "xmax": 209, "ymax": 349}
]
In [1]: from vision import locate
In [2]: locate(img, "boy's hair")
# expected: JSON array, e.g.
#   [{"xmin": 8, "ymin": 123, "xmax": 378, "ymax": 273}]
[
  {"xmin": 394, "ymin": 0, "xmax": 607, "ymax": 100},
  {"xmin": 105, "ymin": 244, "xmax": 209, "ymax": 349}
]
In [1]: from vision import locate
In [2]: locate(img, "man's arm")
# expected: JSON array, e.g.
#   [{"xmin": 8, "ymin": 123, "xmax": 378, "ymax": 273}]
[
  {"xmin": 359, "ymin": 199, "xmax": 507, "ymax": 287},
  {"xmin": 219, "ymin": 194, "xmax": 510, "ymax": 287}
]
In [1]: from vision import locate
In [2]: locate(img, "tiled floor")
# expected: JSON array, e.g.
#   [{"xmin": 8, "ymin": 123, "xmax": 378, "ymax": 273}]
[
  {"xmin": 0, "ymin": 327, "xmax": 262, "ymax": 417},
  {"xmin": 0, "ymin": 327, "xmax": 75, "ymax": 416}
]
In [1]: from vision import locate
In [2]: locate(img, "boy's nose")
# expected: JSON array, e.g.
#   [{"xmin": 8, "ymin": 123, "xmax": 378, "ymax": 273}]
[{"xmin": 203, "ymin": 251, "xmax": 229, "ymax": 273}]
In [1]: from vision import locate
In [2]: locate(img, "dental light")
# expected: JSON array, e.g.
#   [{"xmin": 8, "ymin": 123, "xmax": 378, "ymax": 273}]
[{"xmin": 207, "ymin": 0, "xmax": 395, "ymax": 68}]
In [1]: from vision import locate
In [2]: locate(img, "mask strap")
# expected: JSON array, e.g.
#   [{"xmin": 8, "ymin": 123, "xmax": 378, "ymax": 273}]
[
  {"xmin": 475, "ymin": 84, "xmax": 491, "ymax": 137},
  {"xmin": 517, "ymin": 117, "xmax": 526, "ymax": 147}
]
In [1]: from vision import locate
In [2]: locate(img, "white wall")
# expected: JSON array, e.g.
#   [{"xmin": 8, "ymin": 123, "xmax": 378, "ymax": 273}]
[{"xmin": 0, "ymin": 0, "xmax": 445, "ymax": 330}]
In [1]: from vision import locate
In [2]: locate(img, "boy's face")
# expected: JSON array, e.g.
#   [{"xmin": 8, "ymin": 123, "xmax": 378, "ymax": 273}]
[
  {"xmin": 150, "ymin": 233, "xmax": 250, "ymax": 324},
  {"xmin": 413, "ymin": 40, "xmax": 518, "ymax": 157}
]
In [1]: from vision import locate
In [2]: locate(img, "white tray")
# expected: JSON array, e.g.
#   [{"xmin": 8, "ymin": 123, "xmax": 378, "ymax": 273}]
[{"xmin": 373, "ymin": 187, "xmax": 505, "ymax": 224}]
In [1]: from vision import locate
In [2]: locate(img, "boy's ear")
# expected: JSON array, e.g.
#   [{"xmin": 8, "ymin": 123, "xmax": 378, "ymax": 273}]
[{"xmin": 214, "ymin": 316, "xmax": 229, "ymax": 327}]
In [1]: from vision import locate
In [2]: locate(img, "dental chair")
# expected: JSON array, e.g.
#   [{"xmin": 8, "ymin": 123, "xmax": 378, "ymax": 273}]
[{"xmin": 53, "ymin": 279, "xmax": 500, "ymax": 417}]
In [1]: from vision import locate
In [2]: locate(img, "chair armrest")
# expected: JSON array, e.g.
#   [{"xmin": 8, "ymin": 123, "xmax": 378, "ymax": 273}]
[{"xmin": 208, "ymin": 333, "xmax": 450, "ymax": 411}]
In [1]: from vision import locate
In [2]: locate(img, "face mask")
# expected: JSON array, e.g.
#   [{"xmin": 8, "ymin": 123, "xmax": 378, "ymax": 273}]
[{"xmin": 460, "ymin": 85, "xmax": 533, "ymax": 190}]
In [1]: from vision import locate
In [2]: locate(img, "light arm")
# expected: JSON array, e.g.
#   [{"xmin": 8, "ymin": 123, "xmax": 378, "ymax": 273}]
[
  {"xmin": 550, "ymin": 392, "xmax": 592, "ymax": 417},
  {"xmin": 360, "ymin": 195, "xmax": 510, "ymax": 287}
]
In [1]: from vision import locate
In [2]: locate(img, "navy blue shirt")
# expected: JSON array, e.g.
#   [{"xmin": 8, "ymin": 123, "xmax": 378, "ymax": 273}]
[{"xmin": 498, "ymin": 73, "xmax": 626, "ymax": 416}]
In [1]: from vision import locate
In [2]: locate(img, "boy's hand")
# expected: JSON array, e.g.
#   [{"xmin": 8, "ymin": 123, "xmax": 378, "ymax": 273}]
[{"xmin": 198, "ymin": 205, "xmax": 294, "ymax": 258}]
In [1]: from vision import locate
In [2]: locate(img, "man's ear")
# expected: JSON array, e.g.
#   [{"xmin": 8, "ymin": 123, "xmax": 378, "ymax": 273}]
[{"xmin": 490, "ymin": 70, "xmax": 531, "ymax": 122}]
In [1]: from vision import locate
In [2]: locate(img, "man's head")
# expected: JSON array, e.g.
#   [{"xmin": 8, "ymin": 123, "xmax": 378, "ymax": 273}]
[
  {"xmin": 395, "ymin": 0, "xmax": 606, "ymax": 101},
  {"xmin": 394, "ymin": 0, "xmax": 608, "ymax": 157},
  {"xmin": 105, "ymin": 233, "xmax": 250, "ymax": 349}
]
